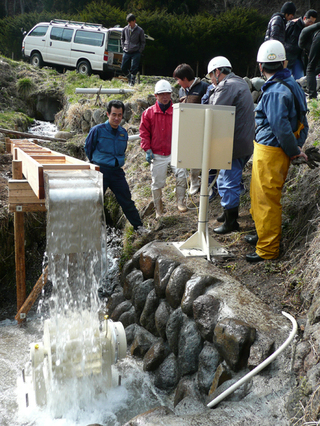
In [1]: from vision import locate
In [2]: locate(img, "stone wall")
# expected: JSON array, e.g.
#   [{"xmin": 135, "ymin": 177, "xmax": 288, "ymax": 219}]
[{"xmin": 105, "ymin": 241, "xmax": 292, "ymax": 410}]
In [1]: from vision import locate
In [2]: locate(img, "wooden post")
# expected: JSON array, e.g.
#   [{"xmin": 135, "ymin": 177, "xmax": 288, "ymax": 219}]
[
  {"xmin": 13, "ymin": 160, "xmax": 26, "ymax": 316},
  {"xmin": 5, "ymin": 137, "xmax": 11, "ymax": 153},
  {"xmin": 15, "ymin": 267, "xmax": 48, "ymax": 323}
]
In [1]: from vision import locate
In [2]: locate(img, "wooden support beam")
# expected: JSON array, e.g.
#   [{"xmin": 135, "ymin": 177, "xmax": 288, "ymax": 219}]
[
  {"xmin": 12, "ymin": 160, "xmax": 26, "ymax": 316},
  {"xmin": 15, "ymin": 267, "xmax": 48, "ymax": 324},
  {"xmin": 8, "ymin": 179, "xmax": 46, "ymax": 212},
  {"xmin": 5, "ymin": 137, "xmax": 11, "ymax": 153}
]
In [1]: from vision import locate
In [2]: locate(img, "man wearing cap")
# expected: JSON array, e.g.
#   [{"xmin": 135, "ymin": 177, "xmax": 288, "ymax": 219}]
[
  {"xmin": 139, "ymin": 80, "xmax": 188, "ymax": 217},
  {"xmin": 265, "ymin": 1, "xmax": 296, "ymax": 44},
  {"xmin": 121, "ymin": 13, "xmax": 146, "ymax": 86},
  {"xmin": 206, "ymin": 56, "xmax": 255, "ymax": 234},
  {"xmin": 246, "ymin": 40, "xmax": 308, "ymax": 262}
]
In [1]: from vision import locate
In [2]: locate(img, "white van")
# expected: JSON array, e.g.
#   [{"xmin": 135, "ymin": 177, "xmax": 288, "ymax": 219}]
[{"xmin": 22, "ymin": 19, "xmax": 125, "ymax": 76}]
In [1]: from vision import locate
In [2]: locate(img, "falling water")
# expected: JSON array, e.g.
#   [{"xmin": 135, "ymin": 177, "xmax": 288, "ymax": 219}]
[{"xmin": 0, "ymin": 167, "xmax": 171, "ymax": 426}]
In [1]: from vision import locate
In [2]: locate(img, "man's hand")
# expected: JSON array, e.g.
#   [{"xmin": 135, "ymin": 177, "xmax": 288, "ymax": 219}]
[
  {"xmin": 291, "ymin": 149, "xmax": 309, "ymax": 166},
  {"xmin": 291, "ymin": 148, "xmax": 320, "ymax": 169},
  {"xmin": 146, "ymin": 149, "xmax": 154, "ymax": 163}
]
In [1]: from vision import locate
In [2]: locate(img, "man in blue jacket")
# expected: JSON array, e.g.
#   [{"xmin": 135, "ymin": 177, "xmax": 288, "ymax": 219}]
[
  {"xmin": 246, "ymin": 40, "xmax": 308, "ymax": 262},
  {"xmin": 85, "ymin": 100, "xmax": 146, "ymax": 233}
]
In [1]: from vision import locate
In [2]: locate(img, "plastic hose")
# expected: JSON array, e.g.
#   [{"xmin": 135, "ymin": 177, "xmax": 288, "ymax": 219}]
[{"xmin": 207, "ymin": 311, "xmax": 297, "ymax": 408}]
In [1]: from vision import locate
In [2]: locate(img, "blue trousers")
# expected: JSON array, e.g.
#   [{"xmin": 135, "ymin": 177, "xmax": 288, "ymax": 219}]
[
  {"xmin": 288, "ymin": 59, "xmax": 304, "ymax": 80},
  {"xmin": 217, "ymin": 156, "xmax": 250, "ymax": 209},
  {"xmin": 100, "ymin": 165, "xmax": 142, "ymax": 230},
  {"xmin": 121, "ymin": 51, "xmax": 141, "ymax": 76}
]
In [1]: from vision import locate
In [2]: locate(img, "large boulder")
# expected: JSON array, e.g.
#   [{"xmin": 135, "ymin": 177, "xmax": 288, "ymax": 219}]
[
  {"xmin": 166, "ymin": 264, "xmax": 193, "ymax": 309},
  {"xmin": 143, "ymin": 339, "xmax": 171, "ymax": 372},
  {"xmin": 193, "ymin": 294, "xmax": 220, "ymax": 341},
  {"xmin": 154, "ymin": 258, "xmax": 179, "ymax": 298},
  {"xmin": 177, "ymin": 317, "xmax": 203, "ymax": 376},
  {"xmin": 153, "ymin": 353, "xmax": 179, "ymax": 390},
  {"xmin": 214, "ymin": 318, "xmax": 256, "ymax": 372},
  {"xmin": 140, "ymin": 288, "xmax": 159, "ymax": 335},
  {"xmin": 181, "ymin": 275, "xmax": 218, "ymax": 317}
]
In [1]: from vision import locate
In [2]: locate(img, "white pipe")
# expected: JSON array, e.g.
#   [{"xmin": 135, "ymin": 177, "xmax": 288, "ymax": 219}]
[
  {"xmin": 128, "ymin": 135, "xmax": 140, "ymax": 142},
  {"xmin": 75, "ymin": 88, "xmax": 134, "ymax": 94},
  {"xmin": 207, "ymin": 311, "xmax": 297, "ymax": 408}
]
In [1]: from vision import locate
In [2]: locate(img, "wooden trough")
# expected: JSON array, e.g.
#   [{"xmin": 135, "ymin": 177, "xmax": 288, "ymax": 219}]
[
  {"xmin": 6, "ymin": 138, "xmax": 100, "ymax": 322},
  {"xmin": 7, "ymin": 139, "xmax": 99, "ymax": 209}
]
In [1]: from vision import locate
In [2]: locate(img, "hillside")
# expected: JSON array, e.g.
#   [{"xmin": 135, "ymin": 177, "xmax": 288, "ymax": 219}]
[{"xmin": 1, "ymin": 55, "xmax": 320, "ymax": 423}]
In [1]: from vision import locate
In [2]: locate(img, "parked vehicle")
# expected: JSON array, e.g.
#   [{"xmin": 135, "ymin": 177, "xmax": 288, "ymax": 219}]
[{"xmin": 22, "ymin": 19, "xmax": 125, "ymax": 76}]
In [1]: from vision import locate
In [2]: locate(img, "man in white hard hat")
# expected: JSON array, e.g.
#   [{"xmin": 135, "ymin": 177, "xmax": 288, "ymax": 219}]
[
  {"xmin": 246, "ymin": 40, "xmax": 308, "ymax": 262},
  {"xmin": 139, "ymin": 79, "xmax": 188, "ymax": 217},
  {"xmin": 207, "ymin": 56, "xmax": 255, "ymax": 234}
]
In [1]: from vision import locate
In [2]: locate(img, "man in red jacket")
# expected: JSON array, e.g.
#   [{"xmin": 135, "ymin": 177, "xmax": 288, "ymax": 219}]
[{"xmin": 139, "ymin": 80, "xmax": 188, "ymax": 218}]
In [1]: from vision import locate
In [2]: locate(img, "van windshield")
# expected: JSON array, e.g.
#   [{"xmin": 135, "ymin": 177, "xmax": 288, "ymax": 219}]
[
  {"xmin": 74, "ymin": 30, "xmax": 104, "ymax": 47},
  {"xmin": 29, "ymin": 26, "xmax": 48, "ymax": 37}
]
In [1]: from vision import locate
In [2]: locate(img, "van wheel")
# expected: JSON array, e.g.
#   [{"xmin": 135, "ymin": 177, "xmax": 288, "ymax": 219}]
[
  {"xmin": 77, "ymin": 60, "xmax": 91, "ymax": 76},
  {"xmin": 30, "ymin": 53, "xmax": 43, "ymax": 68}
]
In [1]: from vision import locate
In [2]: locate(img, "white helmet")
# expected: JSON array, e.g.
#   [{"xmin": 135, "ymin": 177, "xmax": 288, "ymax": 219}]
[
  {"xmin": 155, "ymin": 79, "xmax": 172, "ymax": 94},
  {"xmin": 207, "ymin": 56, "xmax": 232, "ymax": 77},
  {"xmin": 257, "ymin": 40, "xmax": 286, "ymax": 63}
]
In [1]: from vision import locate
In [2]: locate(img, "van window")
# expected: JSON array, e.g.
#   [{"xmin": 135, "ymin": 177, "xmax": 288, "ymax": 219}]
[
  {"xmin": 108, "ymin": 32, "xmax": 122, "ymax": 53},
  {"xmin": 50, "ymin": 27, "xmax": 74, "ymax": 42},
  {"xmin": 29, "ymin": 25, "xmax": 48, "ymax": 37},
  {"xmin": 74, "ymin": 30, "xmax": 104, "ymax": 47}
]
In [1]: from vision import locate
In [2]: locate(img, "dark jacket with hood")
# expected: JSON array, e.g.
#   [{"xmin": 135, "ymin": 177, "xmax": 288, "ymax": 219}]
[{"xmin": 265, "ymin": 13, "xmax": 287, "ymax": 44}]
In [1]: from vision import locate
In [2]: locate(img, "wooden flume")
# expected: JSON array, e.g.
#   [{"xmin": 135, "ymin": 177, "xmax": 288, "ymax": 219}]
[{"xmin": 6, "ymin": 137, "xmax": 99, "ymax": 323}]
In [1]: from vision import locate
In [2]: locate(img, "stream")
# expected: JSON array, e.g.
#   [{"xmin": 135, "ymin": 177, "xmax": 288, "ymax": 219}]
[{"xmin": 0, "ymin": 121, "xmax": 172, "ymax": 426}]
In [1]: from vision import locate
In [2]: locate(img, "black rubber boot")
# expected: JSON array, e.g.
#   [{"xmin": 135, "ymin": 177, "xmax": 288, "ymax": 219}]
[
  {"xmin": 214, "ymin": 207, "xmax": 240, "ymax": 234},
  {"xmin": 216, "ymin": 208, "xmax": 239, "ymax": 223},
  {"xmin": 217, "ymin": 211, "xmax": 225, "ymax": 222}
]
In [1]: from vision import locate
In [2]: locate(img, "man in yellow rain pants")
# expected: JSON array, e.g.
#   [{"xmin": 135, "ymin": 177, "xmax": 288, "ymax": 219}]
[{"xmin": 246, "ymin": 40, "xmax": 309, "ymax": 262}]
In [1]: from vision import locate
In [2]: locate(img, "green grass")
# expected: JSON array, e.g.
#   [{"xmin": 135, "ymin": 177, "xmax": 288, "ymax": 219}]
[
  {"xmin": 17, "ymin": 77, "xmax": 35, "ymax": 97},
  {"xmin": 0, "ymin": 111, "xmax": 34, "ymax": 129}
]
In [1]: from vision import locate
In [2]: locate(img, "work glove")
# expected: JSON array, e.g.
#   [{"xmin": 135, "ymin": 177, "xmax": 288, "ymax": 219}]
[
  {"xmin": 146, "ymin": 149, "xmax": 154, "ymax": 163},
  {"xmin": 306, "ymin": 147, "xmax": 320, "ymax": 162},
  {"xmin": 292, "ymin": 147, "xmax": 320, "ymax": 169}
]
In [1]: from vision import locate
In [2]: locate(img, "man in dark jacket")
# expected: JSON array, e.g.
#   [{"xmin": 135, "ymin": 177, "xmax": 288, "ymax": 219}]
[
  {"xmin": 207, "ymin": 56, "xmax": 255, "ymax": 235},
  {"xmin": 85, "ymin": 100, "xmax": 146, "ymax": 233},
  {"xmin": 121, "ymin": 13, "xmax": 146, "ymax": 86},
  {"xmin": 265, "ymin": 1, "xmax": 296, "ymax": 44},
  {"xmin": 173, "ymin": 63, "xmax": 209, "ymax": 196},
  {"xmin": 285, "ymin": 9, "xmax": 317, "ymax": 79},
  {"xmin": 299, "ymin": 21, "xmax": 320, "ymax": 99}
]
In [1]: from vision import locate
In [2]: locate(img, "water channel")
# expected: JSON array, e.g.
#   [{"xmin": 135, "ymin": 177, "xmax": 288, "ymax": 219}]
[{"xmin": 1, "ymin": 122, "xmax": 172, "ymax": 426}]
